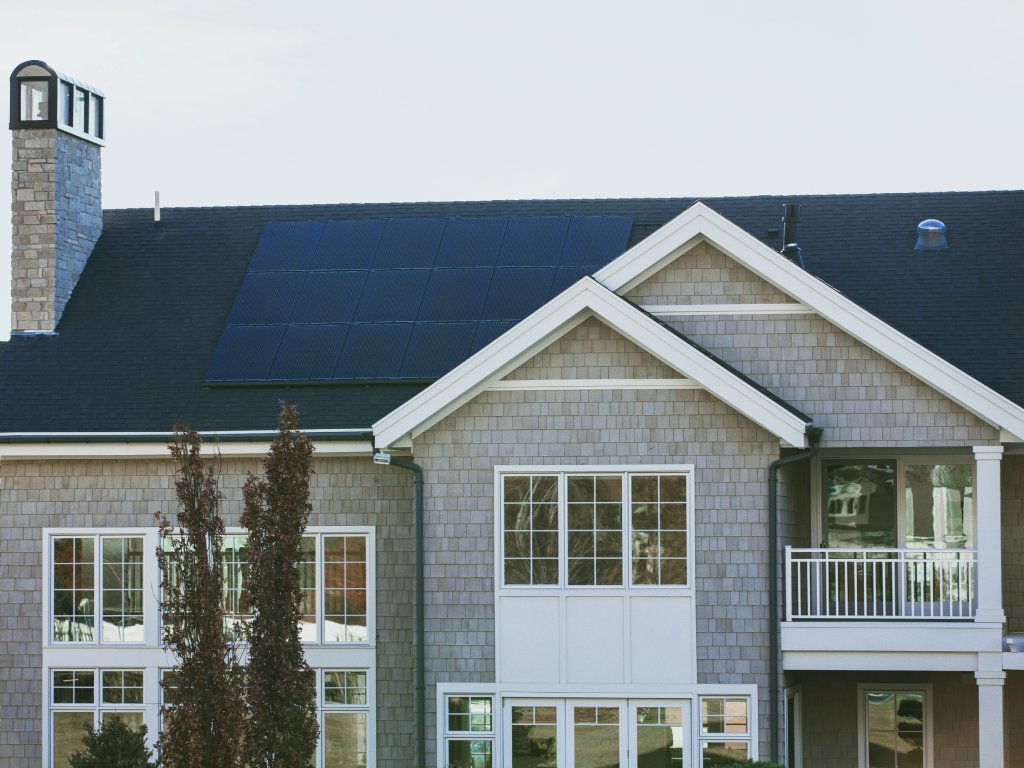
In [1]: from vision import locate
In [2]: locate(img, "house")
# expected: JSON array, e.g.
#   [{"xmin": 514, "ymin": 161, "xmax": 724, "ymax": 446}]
[{"xmin": 3, "ymin": 58, "xmax": 1024, "ymax": 768}]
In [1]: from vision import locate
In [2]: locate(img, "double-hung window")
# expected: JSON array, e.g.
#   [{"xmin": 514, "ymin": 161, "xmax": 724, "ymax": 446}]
[
  {"xmin": 699, "ymin": 696, "xmax": 751, "ymax": 766},
  {"xmin": 500, "ymin": 469, "xmax": 691, "ymax": 588},
  {"xmin": 443, "ymin": 695, "xmax": 495, "ymax": 768}
]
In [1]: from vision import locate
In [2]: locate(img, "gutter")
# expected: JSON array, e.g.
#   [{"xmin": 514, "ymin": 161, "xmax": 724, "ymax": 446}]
[
  {"xmin": 768, "ymin": 425, "xmax": 822, "ymax": 764},
  {"xmin": 0, "ymin": 429, "xmax": 373, "ymax": 444},
  {"xmin": 375, "ymin": 452, "xmax": 426, "ymax": 768}
]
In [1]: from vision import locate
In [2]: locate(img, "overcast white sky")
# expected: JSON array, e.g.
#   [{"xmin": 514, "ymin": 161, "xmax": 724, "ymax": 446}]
[{"xmin": 3, "ymin": 0, "xmax": 1023, "ymax": 338}]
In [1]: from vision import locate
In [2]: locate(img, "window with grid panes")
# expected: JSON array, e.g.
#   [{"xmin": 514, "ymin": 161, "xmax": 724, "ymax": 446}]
[
  {"xmin": 444, "ymin": 695, "xmax": 494, "ymax": 768},
  {"xmin": 501, "ymin": 471, "xmax": 689, "ymax": 588},
  {"xmin": 699, "ymin": 696, "xmax": 751, "ymax": 766},
  {"xmin": 50, "ymin": 669, "xmax": 145, "ymax": 768}
]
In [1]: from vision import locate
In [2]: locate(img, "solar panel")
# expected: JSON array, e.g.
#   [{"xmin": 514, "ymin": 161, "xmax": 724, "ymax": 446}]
[{"xmin": 205, "ymin": 214, "xmax": 633, "ymax": 382}]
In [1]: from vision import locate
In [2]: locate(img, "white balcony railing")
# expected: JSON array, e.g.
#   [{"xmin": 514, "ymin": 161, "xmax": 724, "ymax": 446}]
[{"xmin": 786, "ymin": 547, "xmax": 976, "ymax": 621}]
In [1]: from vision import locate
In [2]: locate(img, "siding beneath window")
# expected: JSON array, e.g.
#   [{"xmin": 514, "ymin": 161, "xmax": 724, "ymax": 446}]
[{"xmin": 0, "ymin": 456, "xmax": 414, "ymax": 768}]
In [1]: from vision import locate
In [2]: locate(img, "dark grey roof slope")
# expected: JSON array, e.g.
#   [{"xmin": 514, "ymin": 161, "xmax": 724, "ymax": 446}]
[{"xmin": 0, "ymin": 192, "xmax": 1021, "ymax": 433}]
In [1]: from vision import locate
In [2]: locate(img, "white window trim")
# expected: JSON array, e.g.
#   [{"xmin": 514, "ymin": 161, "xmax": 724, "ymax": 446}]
[
  {"xmin": 435, "ymin": 684, "xmax": 757, "ymax": 768},
  {"xmin": 494, "ymin": 464, "xmax": 694, "ymax": 593},
  {"xmin": 42, "ymin": 526, "xmax": 376, "ymax": 768},
  {"xmin": 856, "ymin": 682, "xmax": 933, "ymax": 768},
  {"xmin": 785, "ymin": 685, "xmax": 803, "ymax": 768},
  {"xmin": 811, "ymin": 455, "xmax": 975, "ymax": 549}
]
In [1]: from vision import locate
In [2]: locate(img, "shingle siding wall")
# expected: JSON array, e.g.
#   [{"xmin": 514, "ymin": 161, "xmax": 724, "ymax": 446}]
[
  {"xmin": 415, "ymin": 386, "xmax": 780, "ymax": 759},
  {"xmin": 625, "ymin": 242, "xmax": 999, "ymax": 447},
  {"xmin": 796, "ymin": 670, "xmax": 979, "ymax": 768},
  {"xmin": 503, "ymin": 316, "xmax": 683, "ymax": 380},
  {"xmin": 623, "ymin": 241, "xmax": 793, "ymax": 305},
  {"xmin": 0, "ymin": 455, "xmax": 414, "ymax": 768}
]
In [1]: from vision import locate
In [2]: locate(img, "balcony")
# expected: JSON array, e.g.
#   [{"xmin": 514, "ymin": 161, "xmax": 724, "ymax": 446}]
[{"xmin": 786, "ymin": 547, "xmax": 976, "ymax": 621}]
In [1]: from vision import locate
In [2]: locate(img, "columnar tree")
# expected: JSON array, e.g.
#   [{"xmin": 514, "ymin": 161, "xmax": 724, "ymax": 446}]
[
  {"xmin": 157, "ymin": 425, "xmax": 245, "ymax": 768},
  {"xmin": 241, "ymin": 404, "xmax": 319, "ymax": 768}
]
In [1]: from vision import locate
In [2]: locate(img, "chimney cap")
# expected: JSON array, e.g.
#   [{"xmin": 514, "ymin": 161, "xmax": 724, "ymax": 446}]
[{"xmin": 10, "ymin": 59, "xmax": 105, "ymax": 143}]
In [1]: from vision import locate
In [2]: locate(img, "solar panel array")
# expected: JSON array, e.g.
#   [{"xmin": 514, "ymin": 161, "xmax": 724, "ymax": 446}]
[{"xmin": 205, "ymin": 214, "xmax": 634, "ymax": 382}]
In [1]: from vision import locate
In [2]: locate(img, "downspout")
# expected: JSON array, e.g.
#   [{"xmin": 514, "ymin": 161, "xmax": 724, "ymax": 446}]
[
  {"xmin": 378, "ymin": 454, "xmax": 426, "ymax": 768},
  {"xmin": 768, "ymin": 425, "xmax": 822, "ymax": 764}
]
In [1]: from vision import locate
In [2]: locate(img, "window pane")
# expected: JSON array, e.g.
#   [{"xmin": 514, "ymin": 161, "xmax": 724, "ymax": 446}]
[
  {"xmin": 20, "ymin": 81, "xmax": 49, "ymax": 121},
  {"xmin": 52, "ymin": 711, "xmax": 92, "ymax": 768},
  {"xmin": 88, "ymin": 94, "xmax": 102, "ymax": 136},
  {"xmin": 905, "ymin": 464, "xmax": 973, "ymax": 549},
  {"xmin": 324, "ymin": 536, "xmax": 368, "ymax": 642},
  {"xmin": 511, "ymin": 706, "xmax": 557, "ymax": 768},
  {"xmin": 503, "ymin": 476, "xmax": 559, "ymax": 585},
  {"xmin": 701, "ymin": 741, "xmax": 749, "ymax": 766},
  {"xmin": 60, "ymin": 81, "xmax": 73, "ymax": 125},
  {"xmin": 448, "ymin": 696, "xmax": 493, "ymax": 733},
  {"xmin": 53, "ymin": 537, "xmax": 95, "ymax": 642},
  {"xmin": 52, "ymin": 670, "xmax": 94, "ymax": 704},
  {"xmin": 573, "ymin": 705, "xmax": 620, "ymax": 768},
  {"xmin": 102, "ymin": 537, "xmax": 145, "ymax": 642},
  {"xmin": 101, "ymin": 670, "xmax": 144, "ymax": 705},
  {"xmin": 449, "ymin": 738, "xmax": 493, "ymax": 768},
  {"xmin": 637, "ymin": 706, "xmax": 684, "ymax": 768},
  {"xmin": 101, "ymin": 711, "xmax": 144, "ymax": 731},
  {"xmin": 161, "ymin": 670, "xmax": 182, "ymax": 706},
  {"xmin": 825, "ymin": 463, "xmax": 897, "ymax": 549},
  {"xmin": 324, "ymin": 670, "xmax": 367, "ymax": 705},
  {"xmin": 74, "ymin": 88, "xmax": 86, "ymax": 129},
  {"xmin": 324, "ymin": 711, "xmax": 367, "ymax": 768},
  {"xmin": 221, "ymin": 535, "xmax": 250, "ymax": 638},
  {"xmin": 568, "ymin": 476, "xmax": 623, "ymax": 587},
  {"xmin": 866, "ymin": 691, "xmax": 925, "ymax": 768},
  {"xmin": 299, "ymin": 536, "xmax": 317, "ymax": 641},
  {"xmin": 701, "ymin": 698, "xmax": 747, "ymax": 735},
  {"xmin": 631, "ymin": 476, "xmax": 687, "ymax": 586}
]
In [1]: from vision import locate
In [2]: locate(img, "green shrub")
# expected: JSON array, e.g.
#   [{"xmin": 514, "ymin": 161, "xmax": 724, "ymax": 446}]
[{"xmin": 68, "ymin": 715, "xmax": 155, "ymax": 768}]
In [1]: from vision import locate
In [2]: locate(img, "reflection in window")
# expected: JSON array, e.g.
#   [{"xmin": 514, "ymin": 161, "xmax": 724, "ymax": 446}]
[
  {"xmin": 102, "ymin": 537, "xmax": 145, "ymax": 642},
  {"xmin": 699, "ymin": 696, "xmax": 750, "ymax": 767},
  {"xmin": 636, "ymin": 706, "xmax": 683, "ymax": 767},
  {"xmin": 631, "ymin": 475, "xmax": 687, "ymax": 585},
  {"xmin": 53, "ymin": 537, "xmax": 95, "ymax": 642},
  {"xmin": 20, "ymin": 81, "xmax": 49, "ymax": 121},
  {"xmin": 221, "ymin": 535, "xmax": 250, "ymax": 637},
  {"xmin": 511, "ymin": 706, "xmax": 557, "ymax": 768},
  {"xmin": 323, "ymin": 535, "xmax": 367, "ymax": 642},
  {"xmin": 446, "ymin": 695, "xmax": 494, "ymax": 768},
  {"xmin": 50, "ymin": 669, "xmax": 145, "ymax": 768},
  {"xmin": 905, "ymin": 464, "xmax": 973, "ymax": 549},
  {"xmin": 825, "ymin": 463, "xmax": 897, "ymax": 549},
  {"xmin": 74, "ymin": 88, "xmax": 86, "ymax": 130},
  {"xmin": 322, "ymin": 669, "xmax": 369, "ymax": 768},
  {"xmin": 503, "ymin": 476, "xmax": 559, "ymax": 585},
  {"xmin": 568, "ymin": 476, "xmax": 623, "ymax": 586},
  {"xmin": 573, "ymin": 706, "xmax": 620, "ymax": 768},
  {"xmin": 865, "ymin": 690, "xmax": 925, "ymax": 768},
  {"xmin": 701, "ymin": 741, "xmax": 749, "ymax": 766}
]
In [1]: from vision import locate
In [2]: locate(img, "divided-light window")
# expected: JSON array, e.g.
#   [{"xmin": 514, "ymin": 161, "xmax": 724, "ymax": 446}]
[{"xmin": 501, "ymin": 471, "xmax": 690, "ymax": 588}]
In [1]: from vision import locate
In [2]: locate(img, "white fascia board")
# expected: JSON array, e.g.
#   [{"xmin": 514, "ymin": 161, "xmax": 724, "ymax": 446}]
[
  {"xmin": 595, "ymin": 201, "xmax": 1024, "ymax": 441},
  {"xmin": 373, "ymin": 278, "xmax": 809, "ymax": 448}
]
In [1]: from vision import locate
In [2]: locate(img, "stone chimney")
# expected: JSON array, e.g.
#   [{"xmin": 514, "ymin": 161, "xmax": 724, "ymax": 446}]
[{"xmin": 9, "ymin": 60, "xmax": 104, "ymax": 333}]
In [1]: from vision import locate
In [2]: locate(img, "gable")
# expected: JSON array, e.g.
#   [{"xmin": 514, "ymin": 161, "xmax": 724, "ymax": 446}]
[
  {"xmin": 372, "ymin": 279, "xmax": 810, "ymax": 449},
  {"xmin": 595, "ymin": 202, "xmax": 1024, "ymax": 442},
  {"xmin": 624, "ymin": 241, "xmax": 794, "ymax": 307},
  {"xmin": 501, "ymin": 317, "xmax": 686, "ymax": 383}
]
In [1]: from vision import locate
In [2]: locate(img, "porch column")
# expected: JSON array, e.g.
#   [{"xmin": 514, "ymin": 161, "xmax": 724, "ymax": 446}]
[
  {"xmin": 975, "ymin": 667, "xmax": 1006, "ymax": 768},
  {"xmin": 973, "ymin": 446, "xmax": 1005, "ymax": 624}
]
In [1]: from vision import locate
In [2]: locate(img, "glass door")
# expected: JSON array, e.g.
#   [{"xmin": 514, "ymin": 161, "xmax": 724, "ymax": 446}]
[{"xmin": 504, "ymin": 699, "xmax": 690, "ymax": 768}]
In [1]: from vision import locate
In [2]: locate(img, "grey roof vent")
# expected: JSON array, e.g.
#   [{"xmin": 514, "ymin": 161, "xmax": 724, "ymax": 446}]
[{"xmin": 915, "ymin": 219, "xmax": 948, "ymax": 251}]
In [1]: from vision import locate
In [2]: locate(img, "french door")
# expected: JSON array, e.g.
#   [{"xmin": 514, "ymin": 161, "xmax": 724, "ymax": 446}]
[{"xmin": 505, "ymin": 698, "xmax": 688, "ymax": 768}]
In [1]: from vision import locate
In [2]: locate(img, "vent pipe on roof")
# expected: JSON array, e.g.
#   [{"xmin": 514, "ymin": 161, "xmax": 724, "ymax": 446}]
[
  {"xmin": 154, "ymin": 191, "xmax": 161, "ymax": 226},
  {"xmin": 780, "ymin": 203, "xmax": 805, "ymax": 268}
]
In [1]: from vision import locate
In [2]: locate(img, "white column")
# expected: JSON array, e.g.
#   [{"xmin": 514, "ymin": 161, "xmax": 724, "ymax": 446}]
[
  {"xmin": 975, "ymin": 667, "xmax": 1006, "ymax": 768},
  {"xmin": 973, "ymin": 446, "xmax": 1005, "ymax": 624}
]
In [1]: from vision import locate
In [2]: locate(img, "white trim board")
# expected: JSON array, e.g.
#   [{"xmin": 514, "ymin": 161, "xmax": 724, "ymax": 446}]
[
  {"xmin": 487, "ymin": 378, "xmax": 700, "ymax": 391},
  {"xmin": 643, "ymin": 302, "xmax": 813, "ymax": 316},
  {"xmin": 594, "ymin": 202, "xmax": 1024, "ymax": 441},
  {"xmin": 373, "ymin": 278, "xmax": 810, "ymax": 449},
  {"xmin": 0, "ymin": 440, "xmax": 375, "ymax": 460}
]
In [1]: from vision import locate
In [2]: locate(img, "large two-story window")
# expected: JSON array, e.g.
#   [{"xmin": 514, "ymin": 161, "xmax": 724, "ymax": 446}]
[{"xmin": 500, "ymin": 470, "xmax": 691, "ymax": 588}]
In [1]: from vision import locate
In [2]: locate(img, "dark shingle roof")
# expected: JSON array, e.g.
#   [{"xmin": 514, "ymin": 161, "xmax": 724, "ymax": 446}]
[{"xmin": 0, "ymin": 192, "xmax": 1021, "ymax": 433}]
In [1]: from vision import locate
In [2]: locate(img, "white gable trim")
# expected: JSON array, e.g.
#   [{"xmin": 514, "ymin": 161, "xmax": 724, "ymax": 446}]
[
  {"xmin": 594, "ymin": 202, "xmax": 1024, "ymax": 441},
  {"xmin": 373, "ymin": 278, "xmax": 809, "ymax": 449}
]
